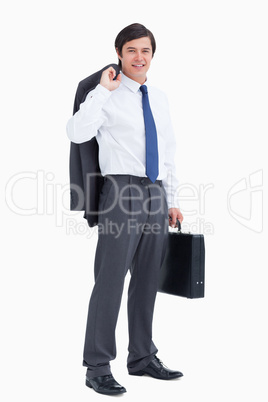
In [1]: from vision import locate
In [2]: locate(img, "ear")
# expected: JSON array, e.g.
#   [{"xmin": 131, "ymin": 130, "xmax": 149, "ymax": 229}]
[{"xmin": 116, "ymin": 48, "xmax": 122, "ymax": 60}]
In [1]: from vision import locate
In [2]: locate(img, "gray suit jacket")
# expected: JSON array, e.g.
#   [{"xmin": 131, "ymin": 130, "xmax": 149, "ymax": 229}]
[{"xmin": 69, "ymin": 63, "xmax": 120, "ymax": 227}]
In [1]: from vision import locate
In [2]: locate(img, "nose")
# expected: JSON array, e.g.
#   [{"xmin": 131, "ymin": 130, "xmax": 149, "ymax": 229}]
[{"xmin": 134, "ymin": 51, "xmax": 143, "ymax": 60}]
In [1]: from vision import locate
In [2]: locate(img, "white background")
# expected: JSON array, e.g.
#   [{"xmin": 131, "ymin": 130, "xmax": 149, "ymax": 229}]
[{"xmin": 1, "ymin": 1, "xmax": 267, "ymax": 401}]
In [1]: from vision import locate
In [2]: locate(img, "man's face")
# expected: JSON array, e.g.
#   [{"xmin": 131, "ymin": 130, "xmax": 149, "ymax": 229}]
[{"xmin": 117, "ymin": 37, "xmax": 153, "ymax": 84}]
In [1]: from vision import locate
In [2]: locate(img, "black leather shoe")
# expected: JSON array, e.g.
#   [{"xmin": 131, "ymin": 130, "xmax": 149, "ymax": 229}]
[
  {"xmin": 86, "ymin": 374, "xmax": 126, "ymax": 395},
  {"xmin": 129, "ymin": 356, "xmax": 183, "ymax": 380}
]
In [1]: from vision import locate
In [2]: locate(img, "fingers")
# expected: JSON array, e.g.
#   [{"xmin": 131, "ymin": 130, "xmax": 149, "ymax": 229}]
[
  {"xmin": 168, "ymin": 209, "xmax": 184, "ymax": 228},
  {"xmin": 107, "ymin": 67, "xmax": 116, "ymax": 80},
  {"xmin": 169, "ymin": 214, "xmax": 177, "ymax": 228},
  {"xmin": 100, "ymin": 68, "xmax": 121, "ymax": 91},
  {"xmin": 100, "ymin": 67, "xmax": 115, "ymax": 84},
  {"xmin": 108, "ymin": 68, "xmax": 121, "ymax": 83},
  {"xmin": 116, "ymin": 73, "xmax": 122, "ymax": 83},
  {"xmin": 105, "ymin": 67, "xmax": 120, "ymax": 80}
]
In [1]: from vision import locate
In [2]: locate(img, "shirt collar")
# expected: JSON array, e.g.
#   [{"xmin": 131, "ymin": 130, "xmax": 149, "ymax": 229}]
[{"xmin": 120, "ymin": 72, "xmax": 148, "ymax": 93}]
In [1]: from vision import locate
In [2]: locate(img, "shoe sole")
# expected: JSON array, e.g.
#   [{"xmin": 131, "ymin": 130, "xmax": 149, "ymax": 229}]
[
  {"xmin": 129, "ymin": 371, "xmax": 183, "ymax": 380},
  {"xmin": 86, "ymin": 379, "xmax": 126, "ymax": 395},
  {"xmin": 129, "ymin": 370, "xmax": 145, "ymax": 376}
]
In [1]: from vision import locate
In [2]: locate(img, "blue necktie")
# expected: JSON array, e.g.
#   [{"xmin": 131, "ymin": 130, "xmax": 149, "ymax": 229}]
[{"xmin": 140, "ymin": 85, "xmax": 159, "ymax": 183}]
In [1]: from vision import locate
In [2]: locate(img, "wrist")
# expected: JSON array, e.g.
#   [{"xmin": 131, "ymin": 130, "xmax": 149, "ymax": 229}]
[
  {"xmin": 96, "ymin": 83, "xmax": 112, "ymax": 96},
  {"xmin": 99, "ymin": 82, "xmax": 112, "ymax": 91}
]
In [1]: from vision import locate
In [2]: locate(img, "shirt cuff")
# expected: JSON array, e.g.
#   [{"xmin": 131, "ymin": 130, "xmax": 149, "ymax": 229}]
[
  {"xmin": 167, "ymin": 198, "xmax": 180, "ymax": 210},
  {"xmin": 163, "ymin": 173, "xmax": 180, "ymax": 210},
  {"xmin": 92, "ymin": 83, "xmax": 112, "ymax": 100}
]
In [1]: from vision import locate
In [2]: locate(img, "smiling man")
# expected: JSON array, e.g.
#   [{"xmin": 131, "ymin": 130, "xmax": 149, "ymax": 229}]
[
  {"xmin": 67, "ymin": 23, "xmax": 183, "ymax": 396},
  {"xmin": 117, "ymin": 37, "xmax": 152, "ymax": 82}
]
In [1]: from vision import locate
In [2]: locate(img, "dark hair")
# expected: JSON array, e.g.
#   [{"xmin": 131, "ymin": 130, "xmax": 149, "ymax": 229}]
[{"xmin": 114, "ymin": 23, "xmax": 156, "ymax": 68}]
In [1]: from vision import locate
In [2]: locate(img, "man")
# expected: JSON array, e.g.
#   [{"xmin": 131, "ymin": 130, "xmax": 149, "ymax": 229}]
[{"xmin": 66, "ymin": 23, "xmax": 183, "ymax": 396}]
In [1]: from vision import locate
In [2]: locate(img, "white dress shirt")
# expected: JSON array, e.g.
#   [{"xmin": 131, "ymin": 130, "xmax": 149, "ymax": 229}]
[{"xmin": 66, "ymin": 73, "xmax": 179, "ymax": 209}]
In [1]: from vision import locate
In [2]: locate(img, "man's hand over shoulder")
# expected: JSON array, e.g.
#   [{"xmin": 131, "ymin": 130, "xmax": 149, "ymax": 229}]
[{"xmin": 100, "ymin": 67, "xmax": 121, "ymax": 91}]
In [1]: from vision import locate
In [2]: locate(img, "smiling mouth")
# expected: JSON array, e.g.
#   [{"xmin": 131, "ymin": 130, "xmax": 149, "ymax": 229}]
[{"xmin": 132, "ymin": 64, "xmax": 145, "ymax": 67}]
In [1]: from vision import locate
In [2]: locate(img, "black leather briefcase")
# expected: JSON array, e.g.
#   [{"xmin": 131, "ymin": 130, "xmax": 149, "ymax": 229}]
[{"xmin": 158, "ymin": 222, "xmax": 205, "ymax": 299}]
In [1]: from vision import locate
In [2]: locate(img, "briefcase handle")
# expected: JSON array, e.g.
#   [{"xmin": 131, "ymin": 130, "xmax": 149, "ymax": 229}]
[
  {"xmin": 169, "ymin": 218, "xmax": 182, "ymax": 232},
  {"xmin": 176, "ymin": 218, "xmax": 182, "ymax": 232}
]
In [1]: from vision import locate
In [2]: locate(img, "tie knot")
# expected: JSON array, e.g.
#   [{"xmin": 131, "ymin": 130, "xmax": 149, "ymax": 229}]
[{"xmin": 140, "ymin": 85, "xmax": 148, "ymax": 95}]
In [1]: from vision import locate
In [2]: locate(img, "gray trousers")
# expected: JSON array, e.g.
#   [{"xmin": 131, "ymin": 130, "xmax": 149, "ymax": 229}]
[{"xmin": 83, "ymin": 175, "xmax": 169, "ymax": 378}]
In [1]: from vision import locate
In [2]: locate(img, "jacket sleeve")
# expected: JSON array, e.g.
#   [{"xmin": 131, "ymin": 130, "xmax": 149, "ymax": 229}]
[{"xmin": 66, "ymin": 84, "xmax": 112, "ymax": 144}]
